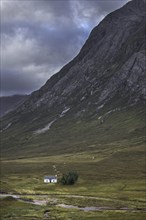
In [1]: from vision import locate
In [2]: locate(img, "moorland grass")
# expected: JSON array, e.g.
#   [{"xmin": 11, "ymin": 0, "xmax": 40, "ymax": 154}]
[{"xmin": 0, "ymin": 106, "xmax": 145, "ymax": 219}]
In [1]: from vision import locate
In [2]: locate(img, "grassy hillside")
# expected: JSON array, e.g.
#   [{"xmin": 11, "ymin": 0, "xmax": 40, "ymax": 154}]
[
  {"xmin": 0, "ymin": 105, "xmax": 145, "ymax": 219},
  {"xmin": 1, "ymin": 104, "xmax": 145, "ymax": 159}
]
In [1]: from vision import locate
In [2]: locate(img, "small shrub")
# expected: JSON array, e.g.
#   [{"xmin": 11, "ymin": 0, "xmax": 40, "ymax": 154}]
[{"xmin": 60, "ymin": 171, "xmax": 78, "ymax": 185}]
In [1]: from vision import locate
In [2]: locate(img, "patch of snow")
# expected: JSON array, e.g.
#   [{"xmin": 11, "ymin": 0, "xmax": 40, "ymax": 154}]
[
  {"xmin": 59, "ymin": 107, "xmax": 70, "ymax": 118},
  {"xmin": 0, "ymin": 123, "xmax": 12, "ymax": 133},
  {"xmin": 80, "ymin": 96, "xmax": 85, "ymax": 101},
  {"xmin": 34, "ymin": 107, "xmax": 71, "ymax": 135},
  {"xmin": 104, "ymin": 108, "xmax": 121, "ymax": 116},
  {"xmin": 34, "ymin": 119, "xmax": 56, "ymax": 135},
  {"xmin": 32, "ymin": 117, "xmax": 38, "ymax": 122},
  {"xmin": 105, "ymin": 110, "xmax": 113, "ymax": 115},
  {"xmin": 98, "ymin": 108, "xmax": 121, "ymax": 120},
  {"xmin": 62, "ymin": 108, "xmax": 70, "ymax": 115},
  {"xmin": 97, "ymin": 104, "xmax": 104, "ymax": 110}
]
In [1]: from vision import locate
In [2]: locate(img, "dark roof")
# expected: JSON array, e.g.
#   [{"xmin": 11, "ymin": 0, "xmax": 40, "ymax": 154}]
[{"xmin": 44, "ymin": 176, "xmax": 57, "ymax": 179}]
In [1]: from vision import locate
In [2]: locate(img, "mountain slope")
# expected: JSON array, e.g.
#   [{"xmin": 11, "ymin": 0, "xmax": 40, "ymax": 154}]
[
  {"xmin": 15, "ymin": 0, "xmax": 145, "ymax": 113},
  {"xmin": 1, "ymin": 0, "xmax": 146, "ymax": 159}
]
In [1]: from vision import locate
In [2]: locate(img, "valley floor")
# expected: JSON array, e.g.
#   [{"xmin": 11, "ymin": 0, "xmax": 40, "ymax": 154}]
[{"xmin": 0, "ymin": 145, "xmax": 146, "ymax": 220}]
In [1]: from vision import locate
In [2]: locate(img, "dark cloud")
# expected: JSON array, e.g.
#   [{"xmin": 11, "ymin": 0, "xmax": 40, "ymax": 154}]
[{"xmin": 1, "ymin": 0, "xmax": 129, "ymax": 96}]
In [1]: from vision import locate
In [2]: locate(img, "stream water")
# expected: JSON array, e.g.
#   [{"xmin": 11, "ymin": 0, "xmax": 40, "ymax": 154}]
[
  {"xmin": 0, "ymin": 194, "xmax": 47, "ymax": 205},
  {"xmin": 57, "ymin": 204, "xmax": 146, "ymax": 212},
  {"xmin": 57, "ymin": 204, "xmax": 108, "ymax": 211},
  {"xmin": 0, "ymin": 194, "xmax": 146, "ymax": 212}
]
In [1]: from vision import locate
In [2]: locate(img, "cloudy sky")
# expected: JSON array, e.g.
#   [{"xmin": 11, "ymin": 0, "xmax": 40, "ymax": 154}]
[{"xmin": 1, "ymin": 0, "xmax": 130, "ymax": 96}]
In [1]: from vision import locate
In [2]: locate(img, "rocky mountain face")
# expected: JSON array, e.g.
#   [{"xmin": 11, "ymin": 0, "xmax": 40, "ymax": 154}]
[
  {"xmin": 16, "ymin": 0, "xmax": 146, "ymax": 115},
  {"xmin": 1, "ymin": 0, "xmax": 146, "ymax": 158},
  {"xmin": 0, "ymin": 95, "xmax": 28, "ymax": 117}
]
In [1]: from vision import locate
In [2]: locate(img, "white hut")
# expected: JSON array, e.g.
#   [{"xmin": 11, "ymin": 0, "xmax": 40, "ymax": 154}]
[{"xmin": 44, "ymin": 175, "xmax": 57, "ymax": 183}]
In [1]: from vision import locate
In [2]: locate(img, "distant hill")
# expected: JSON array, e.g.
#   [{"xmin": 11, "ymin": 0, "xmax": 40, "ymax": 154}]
[{"xmin": 0, "ymin": 95, "xmax": 28, "ymax": 117}]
